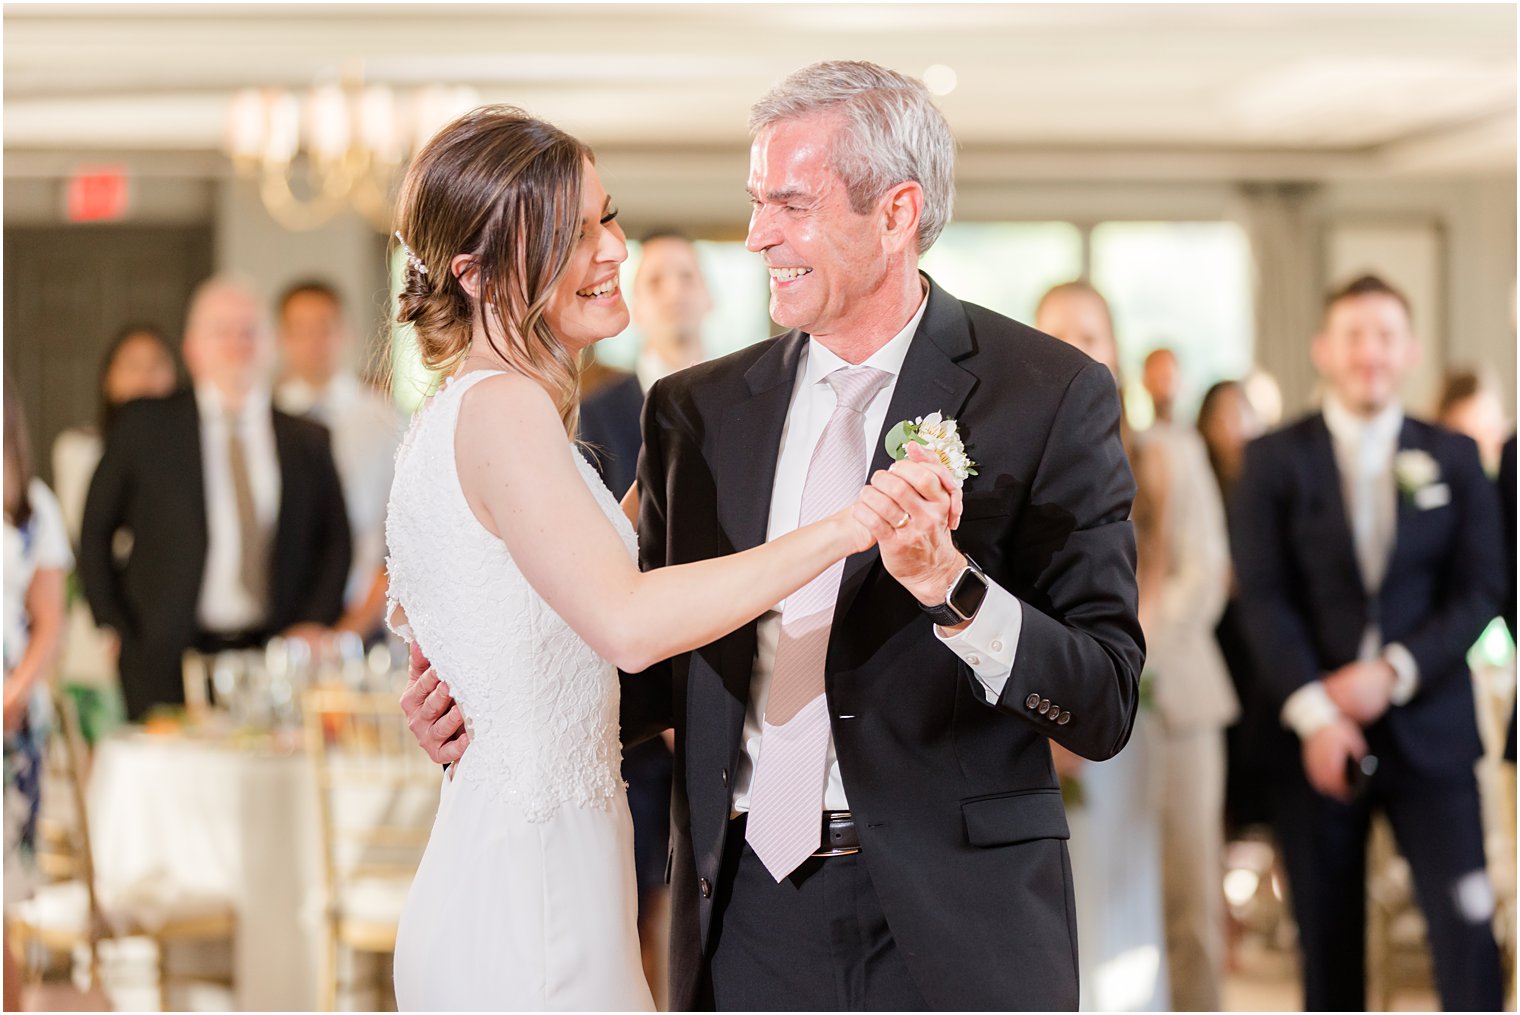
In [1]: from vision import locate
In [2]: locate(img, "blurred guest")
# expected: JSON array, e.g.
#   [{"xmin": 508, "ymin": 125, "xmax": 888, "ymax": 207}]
[
  {"xmin": 1436, "ymin": 366, "xmax": 1509, "ymax": 475},
  {"xmin": 274, "ymin": 279, "xmax": 404, "ymax": 640},
  {"xmin": 79, "ymin": 277, "xmax": 351, "ymax": 721},
  {"xmin": 1036, "ymin": 281, "xmax": 1170, "ymax": 1012},
  {"xmin": 580, "ymin": 230, "xmax": 711, "ymax": 498},
  {"xmin": 51, "ymin": 325, "xmax": 183, "ymax": 720},
  {"xmin": 1142, "ymin": 347, "xmax": 1180, "ymax": 426},
  {"xmin": 1133, "ymin": 372, "xmax": 1238, "ymax": 1010},
  {"xmin": 52, "ymin": 323, "xmax": 181, "ymax": 542},
  {"xmin": 1231, "ymin": 274, "xmax": 1503, "ymax": 1010},
  {"xmin": 1197, "ymin": 381, "xmax": 1274, "ymax": 834},
  {"xmin": 577, "ymin": 229, "xmax": 711, "ymax": 1005},
  {"xmin": 4, "ymin": 381, "xmax": 71, "ymax": 1011}
]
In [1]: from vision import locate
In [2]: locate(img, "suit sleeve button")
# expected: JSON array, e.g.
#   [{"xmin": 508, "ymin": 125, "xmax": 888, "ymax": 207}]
[
  {"xmin": 1038, "ymin": 699, "xmax": 1051, "ymax": 714},
  {"xmin": 1025, "ymin": 693, "xmax": 1041, "ymax": 710},
  {"xmin": 1058, "ymin": 712, "xmax": 1071, "ymax": 725},
  {"xmin": 699, "ymin": 877, "xmax": 712, "ymax": 899},
  {"xmin": 1048, "ymin": 706, "xmax": 1062, "ymax": 721}
]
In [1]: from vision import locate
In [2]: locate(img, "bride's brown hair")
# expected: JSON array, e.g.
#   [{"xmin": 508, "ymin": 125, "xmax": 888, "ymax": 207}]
[{"xmin": 394, "ymin": 105, "xmax": 592, "ymax": 435}]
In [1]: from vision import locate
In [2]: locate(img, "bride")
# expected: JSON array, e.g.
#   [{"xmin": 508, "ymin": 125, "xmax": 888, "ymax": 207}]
[{"xmin": 384, "ymin": 106, "xmax": 895, "ymax": 1011}]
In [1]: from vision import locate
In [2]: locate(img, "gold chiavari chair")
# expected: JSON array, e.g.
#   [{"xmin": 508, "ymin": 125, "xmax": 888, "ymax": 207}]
[
  {"xmin": 303, "ymin": 686, "xmax": 440, "ymax": 1011},
  {"xmin": 6, "ymin": 687, "xmax": 237, "ymax": 1010}
]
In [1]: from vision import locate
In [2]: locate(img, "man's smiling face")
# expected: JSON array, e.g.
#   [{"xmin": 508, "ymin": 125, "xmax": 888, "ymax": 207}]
[{"xmin": 745, "ymin": 111, "xmax": 889, "ymax": 336}]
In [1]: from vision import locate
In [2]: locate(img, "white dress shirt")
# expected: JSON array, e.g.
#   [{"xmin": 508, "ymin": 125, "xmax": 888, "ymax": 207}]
[
  {"xmin": 1280, "ymin": 396, "xmax": 1419, "ymax": 738},
  {"xmin": 731, "ymin": 292, "xmax": 1025, "ymax": 813},
  {"xmin": 276, "ymin": 372, "xmax": 404, "ymax": 605},
  {"xmin": 195, "ymin": 383, "xmax": 281, "ymax": 632}
]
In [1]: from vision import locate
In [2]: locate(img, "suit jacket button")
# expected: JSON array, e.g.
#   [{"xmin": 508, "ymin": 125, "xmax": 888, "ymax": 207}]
[
  {"xmin": 1048, "ymin": 706, "xmax": 1061, "ymax": 721},
  {"xmin": 1057, "ymin": 712, "xmax": 1071, "ymax": 725},
  {"xmin": 1038, "ymin": 699, "xmax": 1051, "ymax": 714},
  {"xmin": 1025, "ymin": 693, "xmax": 1041, "ymax": 710},
  {"xmin": 699, "ymin": 877, "xmax": 712, "ymax": 899},
  {"xmin": 721, "ymin": 767, "xmax": 729, "ymax": 788}
]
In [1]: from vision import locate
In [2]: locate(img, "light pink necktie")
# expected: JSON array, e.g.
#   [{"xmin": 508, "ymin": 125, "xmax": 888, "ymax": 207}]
[{"xmin": 746, "ymin": 365, "xmax": 891, "ymax": 881}]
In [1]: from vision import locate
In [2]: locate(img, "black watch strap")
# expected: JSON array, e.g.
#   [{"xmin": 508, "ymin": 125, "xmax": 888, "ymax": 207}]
[{"xmin": 920, "ymin": 554, "xmax": 986, "ymax": 626}]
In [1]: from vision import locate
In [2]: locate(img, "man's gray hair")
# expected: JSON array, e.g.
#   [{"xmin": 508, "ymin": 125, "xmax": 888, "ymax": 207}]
[{"xmin": 749, "ymin": 60, "xmax": 956, "ymax": 254}]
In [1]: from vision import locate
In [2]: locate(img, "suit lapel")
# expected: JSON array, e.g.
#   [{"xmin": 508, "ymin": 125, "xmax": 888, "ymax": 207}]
[
  {"xmin": 1385, "ymin": 417, "xmax": 1423, "ymax": 585},
  {"xmin": 833, "ymin": 278, "xmax": 979, "ymax": 626},
  {"xmin": 713, "ymin": 332, "xmax": 806, "ymax": 554},
  {"xmin": 707, "ymin": 333, "xmax": 805, "ymax": 708},
  {"xmin": 271, "ymin": 410, "xmax": 299, "ymax": 589}
]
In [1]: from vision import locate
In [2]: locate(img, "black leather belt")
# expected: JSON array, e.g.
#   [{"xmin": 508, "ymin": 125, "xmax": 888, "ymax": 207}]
[{"xmin": 815, "ymin": 811, "xmax": 859, "ymax": 857}]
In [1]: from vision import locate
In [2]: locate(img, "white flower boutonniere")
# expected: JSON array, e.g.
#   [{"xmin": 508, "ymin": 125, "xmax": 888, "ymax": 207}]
[
  {"xmin": 884, "ymin": 411, "xmax": 977, "ymax": 485},
  {"xmin": 1394, "ymin": 448, "xmax": 1450, "ymax": 509},
  {"xmin": 1393, "ymin": 449, "xmax": 1440, "ymax": 497}
]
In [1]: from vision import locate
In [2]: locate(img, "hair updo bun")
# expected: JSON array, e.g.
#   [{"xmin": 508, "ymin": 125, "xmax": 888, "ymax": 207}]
[{"xmin": 391, "ymin": 105, "xmax": 593, "ymax": 435}]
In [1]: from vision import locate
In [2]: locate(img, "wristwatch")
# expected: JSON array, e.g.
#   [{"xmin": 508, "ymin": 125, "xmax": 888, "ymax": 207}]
[{"xmin": 920, "ymin": 553, "xmax": 990, "ymax": 627}]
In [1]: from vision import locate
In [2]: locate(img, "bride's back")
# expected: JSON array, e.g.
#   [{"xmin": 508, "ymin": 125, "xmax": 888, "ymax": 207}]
[{"xmin": 385, "ymin": 370, "xmax": 628, "ymax": 820}]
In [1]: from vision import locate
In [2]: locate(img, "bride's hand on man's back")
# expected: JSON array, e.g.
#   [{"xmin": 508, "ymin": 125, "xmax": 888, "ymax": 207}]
[{"xmin": 400, "ymin": 640, "xmax": 470, "ymax": 764}]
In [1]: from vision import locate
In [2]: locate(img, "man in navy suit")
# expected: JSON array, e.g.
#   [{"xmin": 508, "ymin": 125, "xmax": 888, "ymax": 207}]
[{"xmin": 1231, "ymin": 274, "xmax": 1504, "ymax": 1010}]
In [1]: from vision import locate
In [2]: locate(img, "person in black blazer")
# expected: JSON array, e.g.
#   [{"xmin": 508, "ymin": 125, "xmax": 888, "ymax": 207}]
[
  {"xmin": 1230, "ymin": 275, "xmax": 1504, "ymax": 1011},
  {"xmin": 80, "ymin": 278, "xmax": 351, "ymax": 721},
  {"xmin": 405, "ymin": 61, "xmax": 1141, "ymax": 1010}
]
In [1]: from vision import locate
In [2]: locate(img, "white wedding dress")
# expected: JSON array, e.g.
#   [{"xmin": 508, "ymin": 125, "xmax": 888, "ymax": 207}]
[{"xmin": 386, "ymin": 370, "xmax": 654, "ymax": 1011}]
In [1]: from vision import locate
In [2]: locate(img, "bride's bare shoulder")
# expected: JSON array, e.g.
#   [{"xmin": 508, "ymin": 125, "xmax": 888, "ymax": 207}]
[{"xmin": 455, "ymin": 370, "xmax": 561, "ymax": 437}]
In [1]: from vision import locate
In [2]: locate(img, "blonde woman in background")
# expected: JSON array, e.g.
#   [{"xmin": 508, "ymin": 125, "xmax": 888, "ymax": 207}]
[{"xmin": 1036, "ymin": 281, "xmax": 1171, "ymax": 1012}]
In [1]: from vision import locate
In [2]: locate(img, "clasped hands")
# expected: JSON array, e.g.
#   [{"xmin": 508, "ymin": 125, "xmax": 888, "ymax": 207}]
[
  {"xmin": 1302, "ymin": 658, "xmax": 1397, "ymax": 802},
  {"xmin": 400, "ymin": 442, "xmax": 972, "ymax": 766}
]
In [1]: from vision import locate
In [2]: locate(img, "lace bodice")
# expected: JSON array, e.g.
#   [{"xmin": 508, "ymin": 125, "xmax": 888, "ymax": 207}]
[{"xmin": 385, "ymin": 370, "xmax": 635, "ymax": 820}]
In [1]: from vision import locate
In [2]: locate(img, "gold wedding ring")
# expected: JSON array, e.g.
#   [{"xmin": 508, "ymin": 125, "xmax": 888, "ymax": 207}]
[{"xmin": 893, "ymin": 511, "xmax": 911, "ymax": 529}]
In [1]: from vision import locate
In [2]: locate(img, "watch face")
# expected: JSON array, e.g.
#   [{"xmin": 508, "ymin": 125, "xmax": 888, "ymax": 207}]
[{"xmin": 949, "ymin": 568, "xmax": 989, "ymax": 619}]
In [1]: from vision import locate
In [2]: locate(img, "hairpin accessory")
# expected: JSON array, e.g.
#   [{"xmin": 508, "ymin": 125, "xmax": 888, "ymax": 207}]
[{"xmin": 394, "ymin": 231, "xmax": 429, "ymax": 276}]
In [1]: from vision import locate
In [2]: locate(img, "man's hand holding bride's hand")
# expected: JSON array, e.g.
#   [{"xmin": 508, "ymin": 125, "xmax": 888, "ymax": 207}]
[
  {"xmin": 853, "ymin": 442, "xmax": 967, "ymax": 614},
  {"xmin": 400, "ymin": 640, "xmax": 470, "ymax": 764}
]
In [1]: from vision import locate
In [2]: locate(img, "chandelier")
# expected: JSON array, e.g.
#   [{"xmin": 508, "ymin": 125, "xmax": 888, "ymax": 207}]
[{"xmin": 225, "ymin": 76, "xmax": 479, "ymax": 232}]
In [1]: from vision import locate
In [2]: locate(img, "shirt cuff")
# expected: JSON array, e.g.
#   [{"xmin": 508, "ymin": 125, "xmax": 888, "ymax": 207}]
[
  {"xmin": 933, "ymin": 580, "xmax": 1022, "ymax": 704},
  {"xmin": 1280, "ymin": 680, "xmax": 1341, "ymax": 739},
  {"xmin": 1383, "ymin": 643, "xmax": 1420, "ymax": 706}
]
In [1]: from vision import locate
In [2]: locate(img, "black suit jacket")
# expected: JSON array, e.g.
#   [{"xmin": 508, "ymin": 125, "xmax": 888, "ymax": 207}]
[
  {"xmin": 1229, "ymin": 413, "xmax": 1502, "ymax": 782},
  {"xmin": 622, "ymin": 277, "xmax": 1143, "ymax": 1010},
  {"xmin": 578, "ymin": 370, "xmax": 645, "ymax": 501},
  {"xmin": 80, "ymin": 390, "xmax": 351, "ymax": 720}
]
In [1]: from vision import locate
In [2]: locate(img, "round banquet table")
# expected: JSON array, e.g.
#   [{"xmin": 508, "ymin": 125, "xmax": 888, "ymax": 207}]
[{"xmin": 86, "ymin": 730, "xmax": 325, "ymax": 1011}]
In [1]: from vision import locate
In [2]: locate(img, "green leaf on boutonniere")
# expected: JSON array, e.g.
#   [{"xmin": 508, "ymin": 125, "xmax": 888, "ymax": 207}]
[{"xmin": 885, "ymin": 419, "xmax": 925, "ymax": 461}]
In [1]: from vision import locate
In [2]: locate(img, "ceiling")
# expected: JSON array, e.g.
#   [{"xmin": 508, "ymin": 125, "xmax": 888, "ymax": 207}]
[{"xmin": 3, "ymin": 3, "xmax": 1515, "ymax": 181}]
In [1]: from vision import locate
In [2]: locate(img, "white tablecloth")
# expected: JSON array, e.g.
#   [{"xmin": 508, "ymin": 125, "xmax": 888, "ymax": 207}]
[{"xmin": 87, "ymin": 732, "xmax": 325, "ymax": 1011}]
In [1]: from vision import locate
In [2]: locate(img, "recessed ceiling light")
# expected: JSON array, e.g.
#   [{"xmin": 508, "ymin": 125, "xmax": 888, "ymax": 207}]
[{"xmin": 923, "ymin": 64, "xmax": 957, "ymax": 97}]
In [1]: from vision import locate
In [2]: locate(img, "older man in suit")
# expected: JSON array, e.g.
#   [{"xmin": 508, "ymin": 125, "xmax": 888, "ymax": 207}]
[
  {"xmin": 405, "ymin": 61, "xmax": 1142, "ymax": 1010},
  {"xmin": 81, "ymin": 277, "xmax": 351, "ymax": 720},
  {"xmin": 1231, "ymin": 274, "xmax": 1504, "ymax": 1010}
]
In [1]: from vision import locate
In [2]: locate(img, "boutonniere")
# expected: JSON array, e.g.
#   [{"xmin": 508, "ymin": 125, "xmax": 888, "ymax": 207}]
[
  {"xmin": 1393, "ymin": 449, "xmax": 1449, "ymax": 510},
  {"xmin": 884, "ymin": 411, "xmax": 977, "ymax": 486}
]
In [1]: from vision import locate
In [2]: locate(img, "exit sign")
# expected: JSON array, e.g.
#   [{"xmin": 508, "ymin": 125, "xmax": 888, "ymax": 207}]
[{"xmin": 66, "ymin": 166, "xmax": 129, "ymax": 222}]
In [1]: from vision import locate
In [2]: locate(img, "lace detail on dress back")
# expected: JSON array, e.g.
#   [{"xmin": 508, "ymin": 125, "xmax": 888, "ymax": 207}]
[{"xmin": 385, "ymin": 370, "xmax": 637, "ymax": 820}]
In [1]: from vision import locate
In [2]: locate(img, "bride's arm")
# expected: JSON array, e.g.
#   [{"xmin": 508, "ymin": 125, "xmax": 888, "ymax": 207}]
[{"xmin": 456, "ymin": 373, "xmax": 871, "ymax": 674}]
